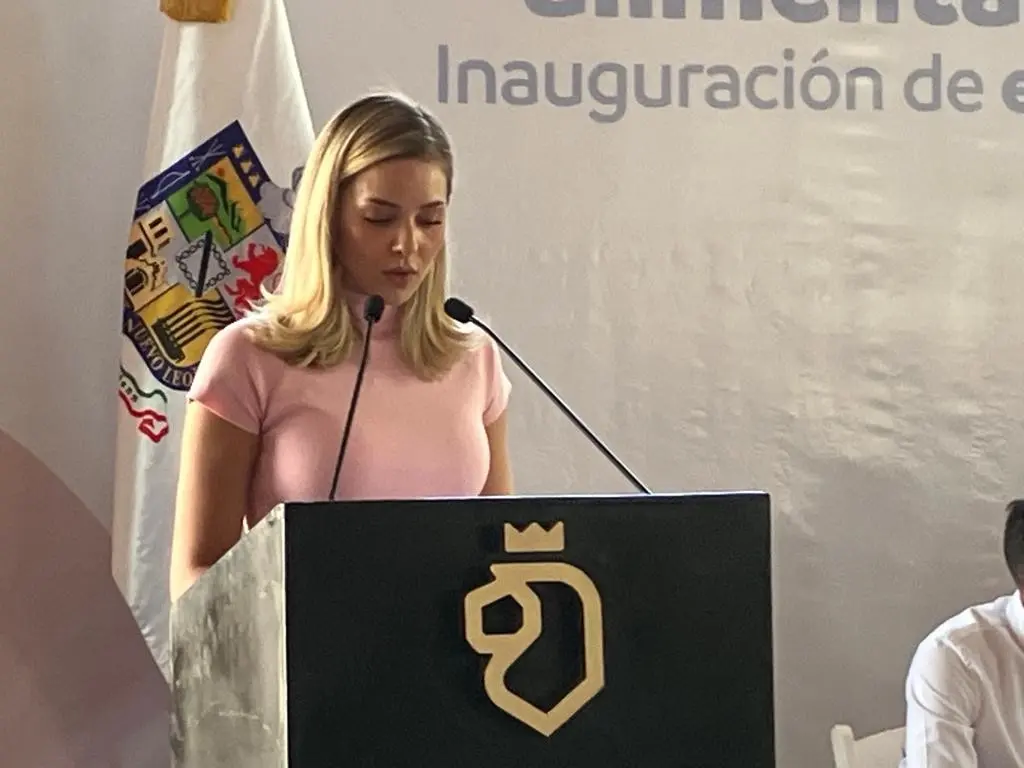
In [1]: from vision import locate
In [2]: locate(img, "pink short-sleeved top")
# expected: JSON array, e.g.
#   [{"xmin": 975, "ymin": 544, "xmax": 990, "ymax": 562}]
[{"xmin": 187, "ymin": 299, "xmax": 511, "ymax": 525}]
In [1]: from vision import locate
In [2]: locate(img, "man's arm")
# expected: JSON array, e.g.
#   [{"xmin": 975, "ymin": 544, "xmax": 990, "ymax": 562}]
[{"xmin": 902, "ymin": 636, "xmax": 981, "ymax": 768}]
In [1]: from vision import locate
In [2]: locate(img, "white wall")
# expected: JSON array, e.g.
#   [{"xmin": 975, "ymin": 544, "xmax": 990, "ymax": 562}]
[{"xmin": 0, "ymin": 0, "xmax": 160, "ymax": 522}]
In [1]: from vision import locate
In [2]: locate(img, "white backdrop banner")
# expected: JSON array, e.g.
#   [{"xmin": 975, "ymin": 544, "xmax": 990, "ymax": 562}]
[{"xmin": 282, "ymin": 2, "xmax": 1024, "ymax": 766}]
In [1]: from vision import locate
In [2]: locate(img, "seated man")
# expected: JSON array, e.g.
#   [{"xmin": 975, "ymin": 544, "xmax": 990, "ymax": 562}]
[{"xmin": 900, "ymin": 499, "xmax": 1024, "ymax": 767}]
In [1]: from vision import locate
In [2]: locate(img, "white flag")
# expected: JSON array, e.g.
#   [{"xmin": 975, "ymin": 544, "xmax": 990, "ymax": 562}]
[{"xmin": 112, "ymin": 0, "xmax": 314, "ymax": 676}]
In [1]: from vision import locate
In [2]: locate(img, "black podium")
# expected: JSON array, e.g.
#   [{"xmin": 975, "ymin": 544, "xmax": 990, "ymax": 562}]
[{"xmin": 170, "ymin": 492, "xmax": 774, "ymax": 767}]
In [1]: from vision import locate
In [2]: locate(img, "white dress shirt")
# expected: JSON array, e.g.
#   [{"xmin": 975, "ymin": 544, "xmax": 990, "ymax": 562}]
[{"xmin": 900, "ymin": 591, "xmax": 1024, "ymax": 768}]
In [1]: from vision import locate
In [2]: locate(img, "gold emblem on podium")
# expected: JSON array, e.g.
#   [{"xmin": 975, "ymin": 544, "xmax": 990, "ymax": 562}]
[{"xmin": 464, "ymin": 521, "xmax": 605, "ymax": 736}]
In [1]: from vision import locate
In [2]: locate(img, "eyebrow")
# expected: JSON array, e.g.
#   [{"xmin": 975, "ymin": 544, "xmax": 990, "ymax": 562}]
[{"xmin": 365, "ymin": 196, "xmax": 445, "ymax": 209}]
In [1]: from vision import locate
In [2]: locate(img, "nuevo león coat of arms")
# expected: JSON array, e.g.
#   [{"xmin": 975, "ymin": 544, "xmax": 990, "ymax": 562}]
[{"xmin": 122, "ymin": 122, "xmax": 300, "ymax": 395}]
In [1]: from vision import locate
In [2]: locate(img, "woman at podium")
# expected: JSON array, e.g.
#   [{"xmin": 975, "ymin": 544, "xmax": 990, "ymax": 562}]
[{"xmin": 169, "ymin": 92, "xmax": 514, "ymax": 601}]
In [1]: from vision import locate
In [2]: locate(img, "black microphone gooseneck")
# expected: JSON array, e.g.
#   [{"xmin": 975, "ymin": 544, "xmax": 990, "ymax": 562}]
[
  {"xmin": 443, "ymin": 297, "xmax": 653, "ymax": 495},
  {"xmin": 328, "ymin": 294, "xmax": 386, "ymax": 501}
]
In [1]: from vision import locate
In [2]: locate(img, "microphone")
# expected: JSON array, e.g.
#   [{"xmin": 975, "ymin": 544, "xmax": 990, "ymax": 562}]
[
  {"xmin": 328, "ymin": 294, "xmax": 386, "ymax": 501},
  {"xmin": 444, "ymin": 297, "xmax": 653, "ymax": 495}
]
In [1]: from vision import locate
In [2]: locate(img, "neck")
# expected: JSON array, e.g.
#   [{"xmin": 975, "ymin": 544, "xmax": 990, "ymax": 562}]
[
  {"xmin": 1011, "ymin": 588, "xmax": 1024, "ymax": 638},
  {"xmin": 344, "ymin": 291, "xmax": 400, "ymax": 338}
]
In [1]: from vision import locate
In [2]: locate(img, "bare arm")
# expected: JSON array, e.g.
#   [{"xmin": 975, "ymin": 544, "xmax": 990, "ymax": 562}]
[
  {"xmin": 481, "ymin": 407, "xmax": 513, "ymax": 495},
  {"xmin": 902, "ymin": 638, "xmax": 979, "ymax": 768},
  {"xmin": 169, "ymin": 400, "xmax": 259, "ymax": 601}
]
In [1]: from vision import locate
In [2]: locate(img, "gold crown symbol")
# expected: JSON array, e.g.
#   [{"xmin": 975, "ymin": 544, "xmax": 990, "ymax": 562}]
[
  {"xmin": 160, "ymin": 0, "xmax": 233, "ymax": 23},
  {"xmin": 503, "ymin": 521, "xmax": 565, "ymax": 553}
]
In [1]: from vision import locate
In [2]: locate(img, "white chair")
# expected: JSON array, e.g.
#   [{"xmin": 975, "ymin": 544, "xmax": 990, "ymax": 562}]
[{"xmin": 831, "ymin": 724, "xmax": 906, "ymax": 768}]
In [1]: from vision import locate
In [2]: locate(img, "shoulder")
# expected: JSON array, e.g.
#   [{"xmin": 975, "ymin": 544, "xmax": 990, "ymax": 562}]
[
  {"xmin": 444, "ymin": 328, "xmax": 498, "ymax": 373},
  {"xmin": 925, "ymin": 595, "xmax": 1017, "ymax": 650},
  {"xmin": 908, "ymin": 595, "xmax": 1016, "ymax": 684},
  {"xmin": 461, "ymin": 329, "xmax": 502, "ymax": 366},
  {"xmin": 904, "ymin": 627, "xmax": 977, "ymax": 724},
  {"xmin": 201, "ymin": 318, "xmax": 260, "ymax": 360},
  {"xmin": 455, "ymin": 330, "xmax": 510, "ymax": 424},
  {"xmin": 198, "ymin": 318, "xmax": 281, "ymax": 375},
  {"xmin": 189, "ymin": 318, "xmax": 291, "ymax": 434},
  {"xmin": 190, "ymin": 318, "xmax": 285, "ymax": 405}
]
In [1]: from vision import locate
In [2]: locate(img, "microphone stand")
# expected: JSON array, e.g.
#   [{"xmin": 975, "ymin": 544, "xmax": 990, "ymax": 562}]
[
  {"xmin": 329, "ymin": 295, "xmax": 385, "ymax": 501},
  {"xmin": 467, "ymin": 313, "xmax": 653, "ymax": 495}
]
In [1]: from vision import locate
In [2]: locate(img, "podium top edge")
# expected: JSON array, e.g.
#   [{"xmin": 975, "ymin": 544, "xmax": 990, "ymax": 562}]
[{"xmin": 270, "ymin": 490, "xmax": 769, "ymax": 514}]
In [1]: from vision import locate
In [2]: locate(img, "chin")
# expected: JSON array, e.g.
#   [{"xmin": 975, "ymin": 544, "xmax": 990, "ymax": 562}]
[
  {"xmin": 380, "ymin": 280, "xmax": 426, "ymax": 308},
  {"xmin": 376, "ymin": 287, "xmax": 416, "ymax": 308}
]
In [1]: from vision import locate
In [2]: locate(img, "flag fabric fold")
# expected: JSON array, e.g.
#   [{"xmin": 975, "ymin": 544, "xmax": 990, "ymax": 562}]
[{"xmin": 112, "ymin": 0, "xmax": 314, "ymax": 676}]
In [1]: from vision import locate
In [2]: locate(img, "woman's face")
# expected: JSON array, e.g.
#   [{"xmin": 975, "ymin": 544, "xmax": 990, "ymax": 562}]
[{"xmin": 336, "ymin": 157, "xmax": 449, "ymax": 307}]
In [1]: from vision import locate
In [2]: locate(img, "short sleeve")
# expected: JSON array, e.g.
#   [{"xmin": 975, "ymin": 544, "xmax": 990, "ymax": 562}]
[
  {"xmin": 481, "ymin": 335, "xmax": 511, "ymax": 426},
  {"xmin": 188, "ymin": 321, "xmax": 267, "ymax": 435},
  {"xmin": 901, "ymin": 636, "xmax": 980, "ymax": 768}
]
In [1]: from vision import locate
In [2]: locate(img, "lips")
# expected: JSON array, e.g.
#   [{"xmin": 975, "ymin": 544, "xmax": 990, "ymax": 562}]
[
  {"xmin": 382, "ymin": 268, "xmax": 417, "ymax": 287},
  {"xmin": 383, "ymin": 267, "xmax": 418, "ymax": 281}
]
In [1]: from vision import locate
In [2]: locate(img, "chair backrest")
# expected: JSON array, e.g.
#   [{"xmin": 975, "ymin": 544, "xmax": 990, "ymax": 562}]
[{"xmin": 831, "ymin": 724, "xmax": 906, "ymax": 768}]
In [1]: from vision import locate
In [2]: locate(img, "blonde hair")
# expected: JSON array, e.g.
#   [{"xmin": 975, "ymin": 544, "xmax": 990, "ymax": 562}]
[{"xmin": 247, "ymin": 92, "xmax": 473, "ymax": 380}]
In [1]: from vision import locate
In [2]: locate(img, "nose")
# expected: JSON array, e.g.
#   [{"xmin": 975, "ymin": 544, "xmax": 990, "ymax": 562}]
[{"xmin": 391, "ymin": 220, "xmax": 416, "ymax": 256}]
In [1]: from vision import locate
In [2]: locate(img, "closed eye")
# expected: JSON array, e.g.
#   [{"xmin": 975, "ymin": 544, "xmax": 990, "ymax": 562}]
[{"xmin": 363, "ymin": 217, "xmax": 444, "ymax": 227}]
